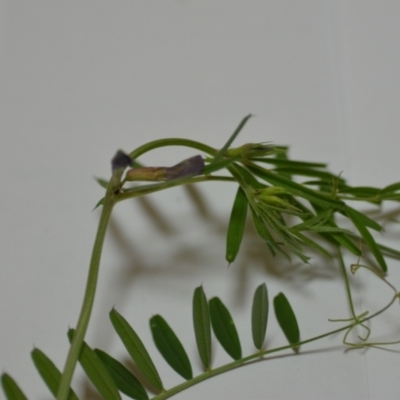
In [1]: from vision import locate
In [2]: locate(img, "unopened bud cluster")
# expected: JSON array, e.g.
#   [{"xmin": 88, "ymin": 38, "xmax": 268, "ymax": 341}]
[
  {"xmin": 253, "ymin": 186, "xmax": 300, "ymax": 212},
  {"xmin": 225, "ymin": 143, "xmax": 274, "ymax": 159}
]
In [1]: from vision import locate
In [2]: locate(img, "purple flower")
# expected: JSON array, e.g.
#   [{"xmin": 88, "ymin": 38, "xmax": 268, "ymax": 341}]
[
  {"xmin": 111, "ymin": 150, "xmax": 133, "ymax": 172},
  {"xmin": 165, "ymin": 155, "xmax": 204, "ymax": 180}
]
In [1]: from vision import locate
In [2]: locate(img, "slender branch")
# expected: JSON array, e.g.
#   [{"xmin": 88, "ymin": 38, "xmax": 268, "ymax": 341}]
[
  {"xmin": 153, "ymin": 293, "xmax": 399, "ymax": 400},
  {"xmin": 57, "ymin": 185, "xmax": 117, "ymax": 400},
  {"xmin": 337, "ymin": 247, "xmax": 358, "ymax": 319},
  {"xmin": 129, "ymin": 138, "xmax": 218, "ymax": 160},
  {"xmin": 117, "ymin": 175, "xmax": 234, "ymax": 202}
]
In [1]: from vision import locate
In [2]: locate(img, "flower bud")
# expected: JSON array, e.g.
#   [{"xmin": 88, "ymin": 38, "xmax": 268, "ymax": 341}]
[
  {"xmin": 165, "ymin": 155, "xmax": 204, "ymax": 180},
  {"xmin": 125, "ymin": 155, "xmax": 204, "ymax": 182},
  {"xmin": 125, "ymin": 167, "xmax": 167, "ymax": 181},
  {"xmin": 110, "ymin": 150, "xmax": 133, "ymax": 189},
  {"xmin": 225, "ymin": 143, "xmax": 274, "ymax": 159},
  {"xmin": 256, "ymin": 186, "xmax": 288, "ymax": 196},
  {"xmin": 111, "ymin": 150, "xmax": 133, "ymax": 172},
  {"xmin": 253, "ymin": 187, "xmax": 300, "ymax": 212}
]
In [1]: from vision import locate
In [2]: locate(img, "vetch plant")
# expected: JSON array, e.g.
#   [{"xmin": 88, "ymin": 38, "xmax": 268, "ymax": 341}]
[{"xmin": 2, "ymin": 115, "xmax": 400, "ymax": 399}]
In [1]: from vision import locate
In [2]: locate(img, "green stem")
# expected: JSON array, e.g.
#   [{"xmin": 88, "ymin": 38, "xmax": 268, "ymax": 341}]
[
  {"xmin": 57, "ymin": 186, "xmax": 116, "ymax": 400},
  {"xmin": 337, "ymin": 247, "xmax": 357, "ymax": 319},
  {"xmin": 118, "ymin": 175, "xmax": 234, "ymax": 202},
  {"xmin": 129, "ymin": 138, "xmax": 218, "ymax": 160}
]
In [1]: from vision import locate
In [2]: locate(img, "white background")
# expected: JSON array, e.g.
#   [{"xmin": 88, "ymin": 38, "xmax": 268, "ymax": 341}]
[{"xmin": 1, "ymin": 2, "xmax": 400, "ymax": 399}]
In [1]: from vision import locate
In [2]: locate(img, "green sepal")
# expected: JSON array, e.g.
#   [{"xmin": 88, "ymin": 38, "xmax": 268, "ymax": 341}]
[
  {"xmin": 93, "ymin": 197, "xmax": 105, "ymax": 210},
  {"xmin": 95, "ymin": 177, "xmax": 109, "ymax": 189}
]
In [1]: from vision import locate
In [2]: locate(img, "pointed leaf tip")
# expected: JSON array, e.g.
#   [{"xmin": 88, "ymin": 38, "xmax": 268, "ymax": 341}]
[
  {"xmin": 211, "ymin": 114, "xmax": 253, "ymax": 165},
  {"xmin": 150, "ymin": 315, "xmax": 193, "ymax": 380},
  {"xmin": 1, "ymin": 374, "xmax": 28, "ymax": 400},
  {"xmin": 209, "ymin": 297, "xmax": 242, "ymax": 360},
  {"xmin": 273, "ymin": 292, "xmax": 300, "ymax": 351},
  {"xmin": 251, "ymin": 283, "xmax": 269, "ymax": 349},
  {"xmin": 31, "ymin": 348, "xmax": 78, "ymax": 400},
  {"xmin": 226, "ymin": 186, "xmax": 248, "ymax": 263},
  {"xmin": 110, "ymin": 309, "xmax": 164, "ymax": 391}
]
